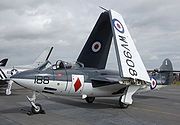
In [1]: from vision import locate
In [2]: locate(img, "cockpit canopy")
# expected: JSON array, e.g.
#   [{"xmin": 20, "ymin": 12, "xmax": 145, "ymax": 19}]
[
  {"xmin": 37, "ymin": 60, "xmax": 84, "ymax": 71},
  {"xmin": 53, "ymin": 60, "xmax": 71, "ymax": 70},
  {"xmin": 53, "ymin": 60, "xmax": 84, "ymax": 70}
]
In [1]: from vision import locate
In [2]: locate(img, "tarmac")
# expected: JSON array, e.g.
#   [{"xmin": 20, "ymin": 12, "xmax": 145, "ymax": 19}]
[{"xmin": 0, "ymin": 84, "xmax": 180, "ymax": 125}]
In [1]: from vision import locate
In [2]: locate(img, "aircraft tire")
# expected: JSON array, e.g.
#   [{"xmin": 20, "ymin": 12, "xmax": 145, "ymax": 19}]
[
  {"xmin": 119, "ymin": 96, "xmax": 129, "ymax": 108},
  {"xmin": 31, "ymin": 103, "xmax": 42, "ymax": 114},
  {"xmin": 85, "ymin": 97, "xmax": 95, "ymax": 103}
]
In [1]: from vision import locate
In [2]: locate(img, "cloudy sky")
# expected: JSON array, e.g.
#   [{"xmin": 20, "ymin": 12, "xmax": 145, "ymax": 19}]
[{"xmin": 0, "ymin": 0, "xmax": 180, "ymax": 70}]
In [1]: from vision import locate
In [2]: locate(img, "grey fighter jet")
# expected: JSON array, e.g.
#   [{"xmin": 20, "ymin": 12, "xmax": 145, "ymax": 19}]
[{"xmin": 11, "ymin": 10, "xmax": 175, "ymax": 114}]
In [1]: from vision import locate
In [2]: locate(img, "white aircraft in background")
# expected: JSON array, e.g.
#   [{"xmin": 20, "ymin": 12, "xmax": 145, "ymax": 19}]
[{"xmin": 0, "ymin": 47, "xmax": 53, "ymax": 95}]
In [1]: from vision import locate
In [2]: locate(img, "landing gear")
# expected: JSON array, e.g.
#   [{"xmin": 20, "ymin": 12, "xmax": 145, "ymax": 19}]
[
  {"xmin": 31, "ymin": 103, "xmax": 43, "ymax": 114},
  {"xmin": 118, "ymin": 85, "xmax": 140, "ymax": 109},
  {"xmin": 119, "ymin": 96, "xmax": 129, "ymax": 108},
  {"xmin": 26, "ymin": 91, "xmax": 45, "ymax": 115},
  {"xmin": 85, "ymin": 97, "xmax": 95, "ymax": 103},
  {"xmin": 5, "ymin": 80, "xmax": 13, "ymax": 95}
]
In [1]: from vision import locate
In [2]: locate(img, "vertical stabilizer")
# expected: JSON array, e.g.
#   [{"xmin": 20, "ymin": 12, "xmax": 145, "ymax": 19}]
[
  {"xmin": 159, "ymin": 58, "xmax": 173, "ymax": 85},
  {"xmin": 77, "ymin": 12, "xmax": 113, "ymax": 69}
]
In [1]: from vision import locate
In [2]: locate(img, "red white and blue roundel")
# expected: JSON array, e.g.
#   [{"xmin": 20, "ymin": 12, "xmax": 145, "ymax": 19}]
[
  {"xmin": 92, "ymin": 41, "xmax": 101, "ymax": 53},
  {"xmin": 150, "ymin": 77, "xmax": 157, "ymax": 90},
  {"xmin": 112, "ymin": 18, "xmax": 124, "ymax": 33}
]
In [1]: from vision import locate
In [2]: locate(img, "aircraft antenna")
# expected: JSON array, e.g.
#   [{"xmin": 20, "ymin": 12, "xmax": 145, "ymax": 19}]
[{"xmin": 99, "ymin": 6, "xmax": 108, "ymax": 11}]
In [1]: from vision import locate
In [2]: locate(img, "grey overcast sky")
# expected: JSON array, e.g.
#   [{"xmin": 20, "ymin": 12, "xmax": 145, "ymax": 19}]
[{"xmin": 0, "ymin": 0, "xmax": 180, "ymax": 70}]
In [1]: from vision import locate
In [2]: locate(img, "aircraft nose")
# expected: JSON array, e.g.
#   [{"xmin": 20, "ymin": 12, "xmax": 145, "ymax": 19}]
[
  {"xmin": 10, "ymin": 71, "xmax": 27, "ymax": 81},
  {"xmin": 10, "ymin": 72, "xmax": 22, "ymax": 79},
  {"xmin": 10, "ymin": 71, "xmax": 35, "ymax": 90},
  {"xmin": 10, "ymin": 72, "xmax": 26, "ymax": 85}
]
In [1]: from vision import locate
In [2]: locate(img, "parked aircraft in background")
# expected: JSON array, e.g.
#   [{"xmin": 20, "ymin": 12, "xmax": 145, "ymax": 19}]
[
  {"xmin": 0, "ymin": 47, "xmax": 53, "ymax": 95},
  {"xmin": 138, "ymin": 58, "xmax": 174, "ymax": 93},
  {"xmin": 10, "ymin": 9, "xmax": 176, "ymax": 114},
  {"xmin": 0, "ymin": 58, "xmax": 8, "ymax": 66}
]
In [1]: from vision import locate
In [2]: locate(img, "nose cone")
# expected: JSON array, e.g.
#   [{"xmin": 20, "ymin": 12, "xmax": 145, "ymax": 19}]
[
  {"xmin": 10, "ymin": 70, "xmax": 35, "ymax": 90},
  {"xmin": 10, "ymin": 72, "xmax": 23, "ymax": 79},
  {"xmin": 11, "ymin": 72, "xmax": 26, "ymax": 87}
]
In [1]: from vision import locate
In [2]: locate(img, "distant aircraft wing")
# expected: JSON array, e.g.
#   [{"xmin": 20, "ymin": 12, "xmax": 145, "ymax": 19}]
[
  {"xmin": 32, "ymin": 47, "xmax": 53, "ymax": 67},
  {"xmin": 0, "ymin": 58, "xmax": 8, "ymax": 66},
  {"xmin": 147, "ymin": 69, "xmax": 180, "ymax": 73},
  {"xmin": 109, "ymin": 10, "xmax": 150, "ymax": 83}
]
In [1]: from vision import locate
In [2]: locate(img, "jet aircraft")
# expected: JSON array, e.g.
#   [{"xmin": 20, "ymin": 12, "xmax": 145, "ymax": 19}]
[
  {"xmin": 0, "ymin": 47, "xmax": 53, "ymax": 95},
  {"xmin": 11, "ymin": 10, "xmax": 175, "ymax": 114}
]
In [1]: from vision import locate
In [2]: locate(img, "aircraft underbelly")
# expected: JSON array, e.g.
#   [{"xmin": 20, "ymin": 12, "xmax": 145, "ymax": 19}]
[{"xmin": 41, "ymin": 81, "xmax": 127, "ymax": 97}]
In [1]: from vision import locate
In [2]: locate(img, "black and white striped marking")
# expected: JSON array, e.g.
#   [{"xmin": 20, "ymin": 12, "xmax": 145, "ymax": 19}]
[{"xmin": 0, "ymin": 69, "xmax": 7, "ymax": 80}]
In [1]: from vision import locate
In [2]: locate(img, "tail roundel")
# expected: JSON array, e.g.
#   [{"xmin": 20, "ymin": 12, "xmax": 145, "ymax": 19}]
[{"xmin": 77, "ymin": 11, "xmax": 113, "ymax": 69}]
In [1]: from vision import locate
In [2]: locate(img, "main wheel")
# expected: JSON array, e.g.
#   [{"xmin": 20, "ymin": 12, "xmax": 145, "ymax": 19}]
[
  {"xmin": 85, "ymin": 97, "xmax": 95, "ymax": 103},
  {"xmin": 31, "ymin": 103, "xmax": 43, "ymax": 114},
  {"xmin": 119, "ymin": 96, "xmax": 129, "ymax": 108}
]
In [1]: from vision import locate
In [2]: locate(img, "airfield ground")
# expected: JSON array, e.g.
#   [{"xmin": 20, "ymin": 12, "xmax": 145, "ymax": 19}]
[{"xmin": 0, "ymin": 84, "xmax": 180, "ymax": 125}]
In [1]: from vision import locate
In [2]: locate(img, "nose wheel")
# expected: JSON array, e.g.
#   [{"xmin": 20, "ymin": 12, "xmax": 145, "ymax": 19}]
[
  {"xmin": 31, "ymin": 103, "xmax": 45, "ymax": 114},
  {"xmin": 26, "ymin": 91, "xmax": 45, "ymax": 115}
]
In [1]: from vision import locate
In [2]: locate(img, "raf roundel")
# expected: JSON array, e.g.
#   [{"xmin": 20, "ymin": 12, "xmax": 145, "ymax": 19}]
[
  {"xmin": 112, "ymin": 18, "xmax": 124, "ymax": 33},
  {"xmin": 150, "ymin": 77, "xmax": 157, "ymax": 90},
  {"xmin": 92, "ymin": 41, "xmax": 101, "ymax": 53}
]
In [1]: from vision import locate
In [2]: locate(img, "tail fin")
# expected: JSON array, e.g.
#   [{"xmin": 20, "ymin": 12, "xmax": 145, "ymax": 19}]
[
  {"xmin": 77, "ymin": 11, "xmax": 113, "ymax": 69},
  {"xmin": 0, "ymin": 58, "xmax": 8, "ymax": 66},
  {"xmin": 159, "ymin": 58, "xmax": 173, "ymax": 85},
  {"xmin": 32, "ymin": 47, "xmax": 53, "ymax": 67}
]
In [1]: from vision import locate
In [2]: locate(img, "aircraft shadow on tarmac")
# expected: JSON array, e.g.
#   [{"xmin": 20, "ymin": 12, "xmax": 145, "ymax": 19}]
[
  {"xmin": 46, "ymin": 95, "xmax": 167, "ymax": 110},
  {"xmin": 0, "ymin": 95, "xmax": 170, "ymax": 115},
  {"xmin": 0, "ymin": 93, "xmax": 21, "ymax": 96},
  {"xmin": 134, "ymin": 95, "xmax": 166, "ymax": 100},
  {"xmin": 0, "ymin": 88, "xmax": 30, "ymax": 96},
  {"xmin": 48, "ymin": 97, "xmax": 121, "ymax": 109},
  {"xmin": 0, "ymin": 106, "xmax": 30, "ymax": 114}
]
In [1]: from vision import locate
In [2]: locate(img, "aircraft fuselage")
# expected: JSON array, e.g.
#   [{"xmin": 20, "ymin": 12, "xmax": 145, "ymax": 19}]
[{"xmin": 12, "ymin": 67, "xmax": 129, "ymax": 97}]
